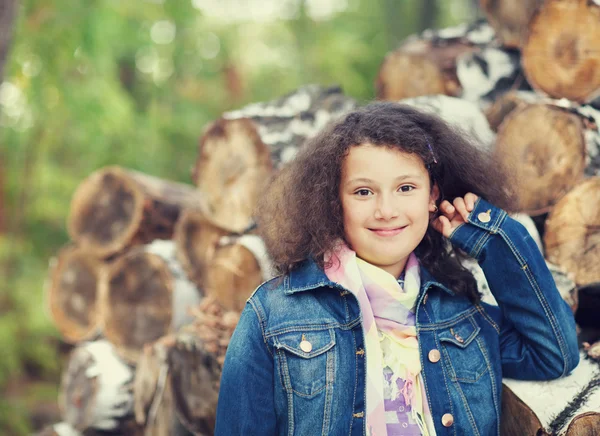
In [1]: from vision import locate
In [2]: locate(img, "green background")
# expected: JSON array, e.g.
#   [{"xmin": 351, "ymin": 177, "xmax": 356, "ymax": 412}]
[{"xmin": 0, "ymin": 1, "xmax": 476, "ymax": 433}]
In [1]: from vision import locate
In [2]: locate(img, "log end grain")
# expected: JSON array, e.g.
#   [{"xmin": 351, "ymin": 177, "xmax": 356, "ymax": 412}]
[
  {"xmin": 47, "ymin": 246, "xmax": 102, "ymax": 343},
  {"xmin": 99, "ymin": 251, "xmax": 174, "ymax": 363},
  {"xmin": 544, "ymin": 177, "xmax": 600, "ymax": 286},
  {"xmin": 494, "ymin": 104, "xmax": 586, "ymax": 214},
  {"xmin": 565, "ymin": 412, "xmax": 600, "ymax": 435},
  {"xmin": 68, "ymin": 167, "xmax": 144, "ymax": 258},
  {"xmin": 192, "ymin": 118, "xmax": 273, "ymax": 234},
  {"xmin": 522, "ymin": 0, "xmax": 600, "ymax": 102},
  {"xmin": 480, "ymin": 0, "xmax": 541, "ymax": 48}
]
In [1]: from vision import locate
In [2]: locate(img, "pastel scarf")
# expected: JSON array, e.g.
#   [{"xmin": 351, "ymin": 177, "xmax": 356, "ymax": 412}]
[{"xmin": 325, "ymin": 244, "xmax": 430, "ymax": 436}]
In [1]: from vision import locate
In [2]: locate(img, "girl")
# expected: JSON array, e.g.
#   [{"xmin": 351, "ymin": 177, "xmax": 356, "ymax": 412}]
[{"xmin": 215, "ymin": 102, "xmax": 579, "ymax": 435}]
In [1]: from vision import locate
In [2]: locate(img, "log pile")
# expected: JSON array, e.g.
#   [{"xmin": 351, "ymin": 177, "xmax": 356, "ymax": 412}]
[
  {"xmin": 44, "ymin": 86, "xmax": 353, "ymax": 434},
  {"xmin": 42, "ymin": 1, "xmax": 600, "ymax": 433}
]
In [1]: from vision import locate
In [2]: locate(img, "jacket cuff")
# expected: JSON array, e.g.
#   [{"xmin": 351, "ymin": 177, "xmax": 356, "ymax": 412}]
[{"xmin": 448, "ymin": 197, "xmax": 508, "ymax": 259}]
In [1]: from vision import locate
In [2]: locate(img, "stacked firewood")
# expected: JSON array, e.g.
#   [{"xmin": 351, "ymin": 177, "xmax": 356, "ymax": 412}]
[
  {"xmin": 376, "ymin": 0, "xmax": 600, "ymax": 434},
  {"xmin": 40, "ymin": 0, "xmax": 600, "ymax": 434},
  {"xmin": 40, "ymin": 86, "xmax": 356, "ymax": 435}
]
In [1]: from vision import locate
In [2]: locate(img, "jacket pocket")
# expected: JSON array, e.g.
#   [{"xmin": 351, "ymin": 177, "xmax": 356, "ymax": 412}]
[
  {"xmin": 273, "ymin": 328, "xmax": 336, "ymax": 398},
  {"xmin": 439, "ymin": 316, "xmax": 488, "ymax": 383}
]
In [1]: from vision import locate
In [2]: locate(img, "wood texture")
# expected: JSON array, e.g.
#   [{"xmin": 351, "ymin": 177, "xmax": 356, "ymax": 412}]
[
  {"xmin": 68, "ymin": 166, "xmax": 206, "ymax": 258},
  {"xmin": 522, "ymin": 0, "xmax": 600, "ymax": 102},
  {"xmin": 480, "ymin": 0, "xmax": 540, "ymax": 48},
  {"xmin": 46, "ymin": 245, "xmax": 103, "ymax": 343},
  {"xmin": 494, "ymin": 103, "xmax": 586, "ymax": 214},
  {"xmin": 544, "ymin": 177, "xmax": 600, "ymax": 286}
]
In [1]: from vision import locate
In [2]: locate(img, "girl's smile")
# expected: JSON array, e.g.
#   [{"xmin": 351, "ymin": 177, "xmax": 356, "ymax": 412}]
[{"xmin": 340, "ymin": 144, "xmax": 438, "ymax": 278}]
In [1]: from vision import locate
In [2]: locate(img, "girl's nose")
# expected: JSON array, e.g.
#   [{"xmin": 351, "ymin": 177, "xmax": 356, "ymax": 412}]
[{"xmin": 374, "ymin": 194, "xmax": 398, "ymax": 220}]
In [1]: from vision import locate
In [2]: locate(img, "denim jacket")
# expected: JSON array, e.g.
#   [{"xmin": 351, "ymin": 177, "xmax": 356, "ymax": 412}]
[{"xmin": 215, "ymin": 198, "xmax": 579, "ymax": 435}]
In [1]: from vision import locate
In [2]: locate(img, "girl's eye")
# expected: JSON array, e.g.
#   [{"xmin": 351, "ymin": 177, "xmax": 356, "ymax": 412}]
[
  {"xmin": 355, "ymin": 189, "xmax": 373, "ymax": 196},
  {"xmin": 399, "ymin": 185, "xmax": 415, "ymax": 193}
]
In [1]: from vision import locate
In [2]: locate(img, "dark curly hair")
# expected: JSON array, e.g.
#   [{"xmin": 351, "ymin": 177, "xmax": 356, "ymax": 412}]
[{"xmin": 256, "ymin": 102, "xmax": 519, "ymax": 301}]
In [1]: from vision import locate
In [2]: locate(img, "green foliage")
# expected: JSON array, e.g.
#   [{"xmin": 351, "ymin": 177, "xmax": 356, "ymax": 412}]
[{"xmin": 0, "ymin": 0, "xmax": 474, "ymax": 433}]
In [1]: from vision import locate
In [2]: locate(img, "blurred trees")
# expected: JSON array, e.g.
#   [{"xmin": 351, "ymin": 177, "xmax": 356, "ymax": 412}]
[{"xmin": 0, "ymin": 0, "xmax": 474, "ymax": 433}]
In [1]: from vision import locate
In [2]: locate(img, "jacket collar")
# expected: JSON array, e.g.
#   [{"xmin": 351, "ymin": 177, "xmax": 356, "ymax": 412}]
[{"xmin": 285, "ymin": 257, "xmax": 455, "ymax": 296}]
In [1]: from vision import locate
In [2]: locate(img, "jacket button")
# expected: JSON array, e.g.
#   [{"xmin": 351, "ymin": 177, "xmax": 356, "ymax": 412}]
[
  {"xmin": 428, "ymin": 349, "xmax": 441, "ymax": 363},
  {"xmin": 300, "ymin": 340, "xmax": 312, "ymax": 353},
  {"xmin": 442, "ymin": 413, "xmax": 454, "ymax": 427},
  {"xmin": 478, "ymin": 210, "xmax": 491, "ymax": 223}
]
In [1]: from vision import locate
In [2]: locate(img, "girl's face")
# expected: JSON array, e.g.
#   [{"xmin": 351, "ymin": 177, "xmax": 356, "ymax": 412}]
[{"xmin": 339, "ymin": 144, "xmax": 438, "ymax": 278}]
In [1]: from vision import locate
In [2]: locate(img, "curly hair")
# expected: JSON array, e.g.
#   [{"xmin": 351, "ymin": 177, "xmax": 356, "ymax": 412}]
[{"xmin": 256, "ymin": 102, "xmax": 519, "ymax": 301}]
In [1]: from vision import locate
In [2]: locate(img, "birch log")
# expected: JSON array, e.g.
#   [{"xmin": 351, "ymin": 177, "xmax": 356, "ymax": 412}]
[
  {"xmin": 68, "ymin": 166, "xmax": 207, "ymax": 258},
  {"xmin": 46, "ymin": 245, "xmax": 103, "ymax": 343},
  {"xmin": 522, "ymin": 0, "xmax": 600, "ymax": 103},
  {"xmin": 174, "ymin": 210, "xmax": 268, "ymax": 311},
  {"xmin": 99, "ymin": 240, "xmax": 201, "ymax": 363},
  {"xmin": 192, "ymin": 85, "xmax": 356, "ymax": 233},
  {"xmin": 501, "ymin": 352, "xmax": 600, "ymax": 435},
  {"xmin": 544, "ymin": 177, "xmax": 600, "ymax": 287},
  {"xmin": 493, "ymin": 102, "xmax": 600, "ymax": 214},
  {"xmin": 58, "ymin": 340, "xmax": 138, "ymax": 433}
]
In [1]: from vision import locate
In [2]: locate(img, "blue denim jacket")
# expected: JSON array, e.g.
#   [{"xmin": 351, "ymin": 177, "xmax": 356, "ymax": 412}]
[{"xmin": 215, "ymin": 198, "xmax": 579, "ymax": 435}]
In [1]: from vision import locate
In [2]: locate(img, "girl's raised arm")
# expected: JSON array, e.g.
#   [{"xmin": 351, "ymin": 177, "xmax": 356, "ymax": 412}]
[{"xmin": 446, "ymin": 196, "xmax": 579, "ymax": 380}]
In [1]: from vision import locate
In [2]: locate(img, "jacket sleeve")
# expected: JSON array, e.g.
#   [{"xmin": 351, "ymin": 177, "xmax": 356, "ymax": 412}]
[
  {"xmin": 215, "ymin": 299, "xmax": 277, "ymax": 435},
  {"xmin": 449, "ymin": 197, "xmax": 579, "ymax": 380}
]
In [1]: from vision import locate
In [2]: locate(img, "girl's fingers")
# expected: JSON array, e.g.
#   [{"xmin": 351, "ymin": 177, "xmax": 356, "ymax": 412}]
[
  {"xmin": 452, "ymin": 197, "xmax": 470, "ymax": 222},
  {"xmin": 465, "ymin": 193, "xmax": 478, "ymax": 211},
  {"xmin": 440, "ymin": 200, "xmax": 455, "ymax": 217}
]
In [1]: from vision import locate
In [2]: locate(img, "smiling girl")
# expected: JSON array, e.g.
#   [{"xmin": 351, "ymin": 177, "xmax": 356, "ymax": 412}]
[{"xmin": 215, "ymin": 102, "xmax": 579, "ymax": 435}]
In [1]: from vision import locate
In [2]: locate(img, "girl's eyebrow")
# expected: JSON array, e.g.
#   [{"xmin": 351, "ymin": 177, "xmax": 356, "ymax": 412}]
[{"xmin": 345, "ymin": 174, "xmax": 423, "ymax": 186}]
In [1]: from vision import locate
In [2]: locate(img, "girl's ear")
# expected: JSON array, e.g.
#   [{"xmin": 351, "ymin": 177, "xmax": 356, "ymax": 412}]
[{"xmin": 429, "ymin": 183, "xmax": 440, "ymax": 211}]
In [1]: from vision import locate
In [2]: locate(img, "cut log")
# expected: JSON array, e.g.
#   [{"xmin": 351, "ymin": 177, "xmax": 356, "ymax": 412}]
[
  {"xmin": 493, "ymin": 103, "xmax": 588, "ymax": 214},
  {"xmin": 480, "ymin": 0, "xmax": 541, "ymax": 48},
  {"xmin": 58, "ymin": 340, "xmax": 137, "ymax": 433},
  {"xmin": 99, "ymin": 240, "xmax": 201, "ymax": 363},
  {"xmin": 522, "ymin": 0, "xmax": 600, "ymax": 103},
  {"xmin": 169, "ymin": 297, "xmax": 240, "ymax": 435},
  {"xmin": 46, "ymin": 245, "xmax": 103, "ymax": 343},
  {"xmin": 175, "ymin": 210, "xmax": 267, "ymax": 312},
  {"xmin": 544, "ymin": 177, "xmax": 600, "ymax": 287},
  {"xmin": 377, "ymin": 36, "xmax": 477, "ymax": 101},
  {"xmin": 484, "ymin": 91, "xmax": 536, "ymax": 132},
  {"xmin": 502, "ymin": 351, "xmax": 600, "ymax": 435},
  {"xmin": 192, "ymin": 85, "xmax": 356, "ymax": 233},
  {"xmin": 376, "ymin": 21, "xmax": 522, "ymax": 104},
  {"xmin": 68, "ymin": 166, "xmax": 207, "ymax": 258},
  {"xmin": 133, "ymin": 335, "xmax": 191, "ymax": 436}
]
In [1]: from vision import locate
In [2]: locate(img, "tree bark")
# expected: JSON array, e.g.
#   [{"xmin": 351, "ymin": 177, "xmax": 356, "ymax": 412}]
[
  {"xmin": 58, "ymin": 340, "xmax": 139, "ymax": 433},
  {"xmin": 99, "ymin": 240, "xmax": 201, "ymax": 363},
  {"xmin": 133, "ymin": 335, "xmax": 191, "ymax": 436},
  {"xmin": 193, "ymin": 85, "xmax": 356, "ymax": 233},
  {"xmin": 522, "ymin": 0, "xmax": 600, "ymax": 103},
  {"xmin": 544, "ymin": 177, "xmax": 600, "ymax": 286},
  {"xmin": 68, "ymin": 166, "xmax": 207, "ymax": 258},
  {"xmin": 46, "ymin": 245, "xmax": 104, "ymax": 343},
  {"xmin": 501, "ymin": 352, "xmax": 600, "ymax": 435},
  {"xmin": 168, "ymin": 297, "xmax": 240, "ymax": 435}
]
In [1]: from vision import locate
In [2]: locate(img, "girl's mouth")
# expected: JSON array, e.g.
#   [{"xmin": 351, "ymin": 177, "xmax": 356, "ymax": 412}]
[{"xmin": 369, "ymin": 226, "xmax": 406, "ymax": 237}]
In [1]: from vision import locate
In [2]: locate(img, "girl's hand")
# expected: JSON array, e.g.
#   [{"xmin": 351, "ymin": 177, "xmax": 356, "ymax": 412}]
[{"xmin": 432, "ymin": 193, "xmax": 479, "ymax": 238}]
